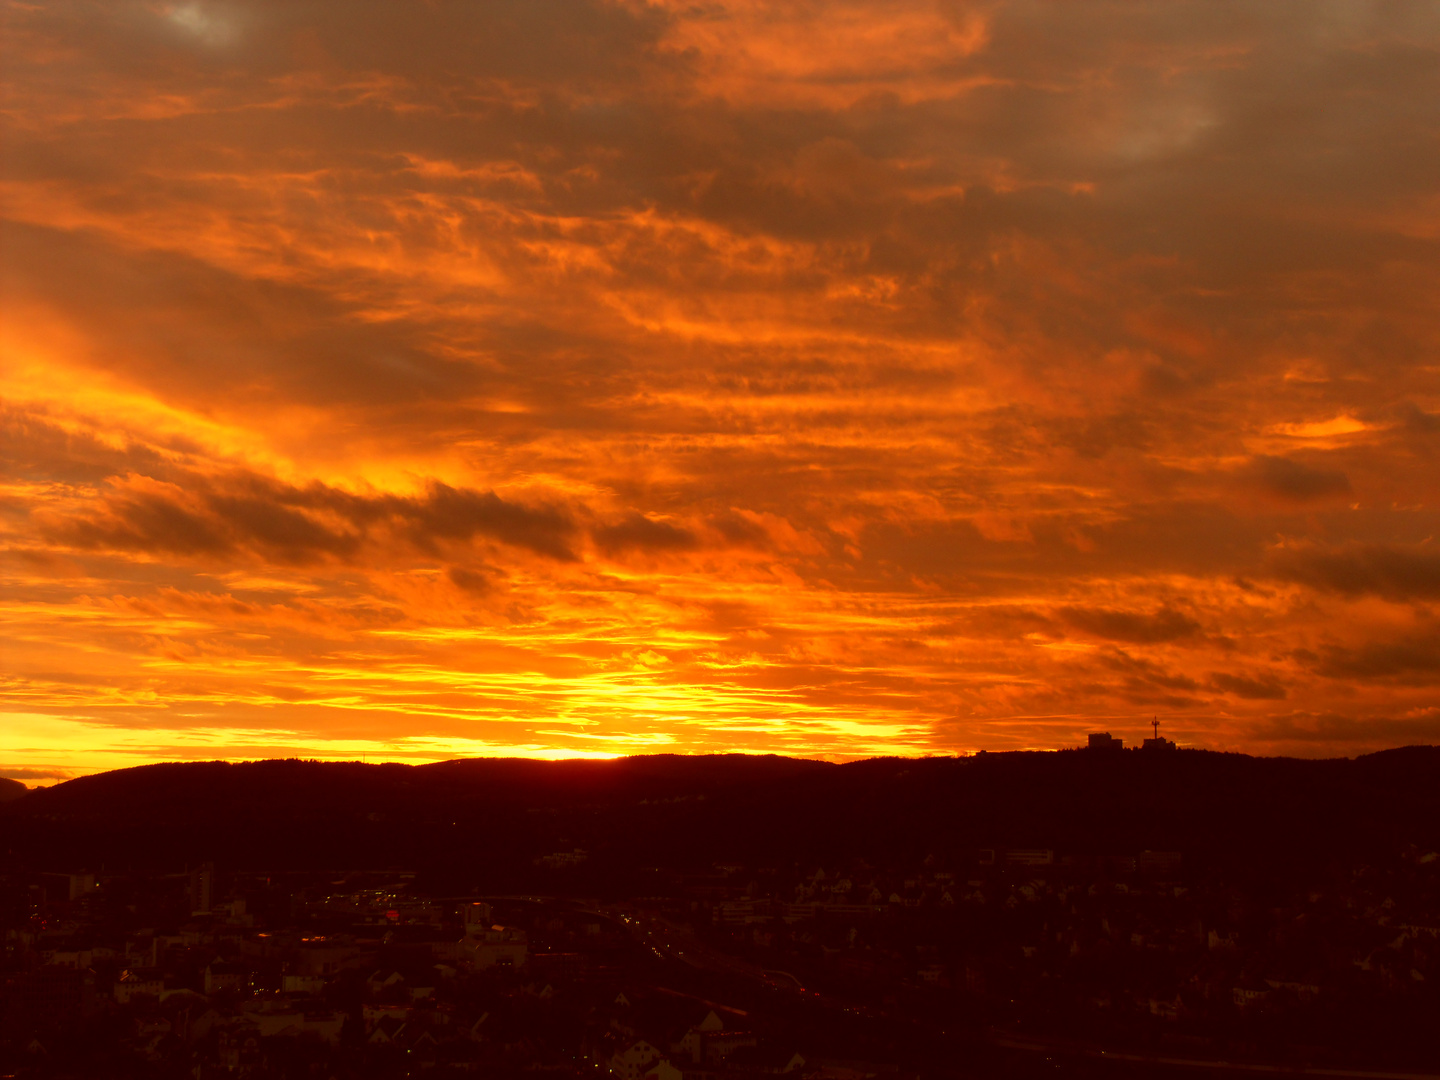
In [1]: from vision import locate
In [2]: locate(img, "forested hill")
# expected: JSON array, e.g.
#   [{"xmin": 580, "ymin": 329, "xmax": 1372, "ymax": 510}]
[{"xmin": 2, "ymin": 748, "xmax": 1436, "ymax": 883}]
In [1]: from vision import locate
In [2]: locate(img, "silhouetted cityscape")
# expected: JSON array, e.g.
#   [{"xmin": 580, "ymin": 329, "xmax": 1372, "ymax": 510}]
[{"xmin": 2, "ymin": 747, "xmax": 1438, "ymax": 1078}]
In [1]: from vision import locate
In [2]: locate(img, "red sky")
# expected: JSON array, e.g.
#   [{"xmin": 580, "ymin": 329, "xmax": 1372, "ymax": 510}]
[{"xmin": 3, "ymin": 0, "xmax": 1439, "ymax": 780}]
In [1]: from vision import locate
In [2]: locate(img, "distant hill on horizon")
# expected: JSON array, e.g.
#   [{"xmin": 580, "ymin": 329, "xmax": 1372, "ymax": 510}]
[{"xmin": 3, "ymin": 747, "xmax": 1437, "ymax": 883}]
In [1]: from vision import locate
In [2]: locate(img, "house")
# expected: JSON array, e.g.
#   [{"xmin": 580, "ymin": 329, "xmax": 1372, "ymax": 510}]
[
  {"xmin": 292, "ymin": 936, "xmax": 363, "ymax": 976},
  {"xmin": 203, "ymin": 962, "xmax": 245, "ymax": 994},
  {"xmin": 242, "ymin": 1000, "xmax": 349, "ymax": 1044},
  {"xmin": 610, "ymin": 1039, "xmax": 663, "ymax": 1080},
  {"xmin": 1232, "ymin": 979, "xmax": 1272, "ymax": 1009},
  {"xmin": 363, "ymin": 1003, "xmax": 411, "ymax": 1030},
  {"xmin": 462, "ymin": 901, "xmax": 494, "ymax": 930},
  {"xmin": 369, "ymin": 1017, "xmax": 407, "ymax": 1045},
  {"xmin": 114, "ymin": 969, "xmax": 164, "ymax": 1004},
  {"xmin": 677, "ymin": 1011, "xmax": 757, "ymax": 1065},
  {"xmin": 1146, "ymin": 994, "xmax": 1182, "ymax": 1020},
  {"xmin": 206, "ymin": 1018, "xmax": 262, "ymax": 1071},
  {"xmin": 281, "ymin": 973, "xmax": 326, "ymax": 995},
  {"xmin": 241, "ymin": 1001, "xmax": 305, "ymax": 1038}
]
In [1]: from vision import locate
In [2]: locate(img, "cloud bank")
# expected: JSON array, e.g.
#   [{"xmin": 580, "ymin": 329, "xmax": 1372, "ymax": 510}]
[{"xmin": 2, "ymin": 0, "xmax": 1439, "ymax": 771}]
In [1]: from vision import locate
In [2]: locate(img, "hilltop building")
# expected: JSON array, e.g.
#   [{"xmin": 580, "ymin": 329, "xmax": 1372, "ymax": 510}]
[{"xmin": 1142, "ymin": 718, "xmax": 1177, "ymax": 751}]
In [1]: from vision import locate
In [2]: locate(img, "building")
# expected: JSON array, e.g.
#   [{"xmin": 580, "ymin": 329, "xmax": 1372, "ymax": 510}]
[
  {"xmin": 281, "ymin": 973, "xmax": 326, "ymax": 995},
  {"xmin": 204, "ymin": 962, "xmax": 246, "ymax": 994},
  {"xmin": 462, "ymin": 901, "xmax": 494, "ymax": 931},
  {"xmin": 677, "ymin": 1011, "xmax": 758, "ymax": 1065},
  {"xmin": 715, "ymin": 898, "xmax": 773, "ymax": 924},
  {"xmin": 113, "ymin": 969, "xmax": 164, "ymax": 1004},
  {"xmin": 1004, "ymin": 849, "xmax": 1054, "ymax": 867},
  {"xmin": 189, "ymin": 864, "xmax": 214, "ymax": 914},
  {"xmin": 1142, "ymin": 718, "xmax": 1177, "ymax": 751},
  {"xmin": 1087, "ymin": 733, "xmax": 1123, "ymax": 751},
  {"xmin": 459, "ymin": 924, "xmax": 527, "ymax": 970},
  {"xmin": 291, "ymin": 936, "xmax": 363, "ymax": 976},
  {"xmin": 241, "ymin": 1000, "xmax": 348, "ymax": 1044},
  {"xmin": 610, "ymin": 1040, "xmax": 663, "ymax": 1080}
]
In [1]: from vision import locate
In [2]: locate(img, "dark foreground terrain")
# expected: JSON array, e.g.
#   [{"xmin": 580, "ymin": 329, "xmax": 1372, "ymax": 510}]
[{"xmin": 1, "ymin": 747, "xmax": 1437, "ymax": 1078}]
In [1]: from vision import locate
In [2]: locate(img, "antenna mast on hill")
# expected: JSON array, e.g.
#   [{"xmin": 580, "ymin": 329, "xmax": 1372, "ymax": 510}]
[{"xmin": 1152, "ymin": 716, "xmax": 1159, "ymax": 740}]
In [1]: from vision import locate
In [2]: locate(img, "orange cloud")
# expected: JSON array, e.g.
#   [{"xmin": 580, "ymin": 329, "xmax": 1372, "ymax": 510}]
[{"xmin": 2, "ymin": 0, "xmax": 1439, "ymax": 772}]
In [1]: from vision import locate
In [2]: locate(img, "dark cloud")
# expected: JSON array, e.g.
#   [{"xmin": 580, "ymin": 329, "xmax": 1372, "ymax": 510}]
[
  {"xmin": 593, "ymin": 512, "xmax": 698, "ymax": 555},
  {"xmin": 1246, "ymin": 455, "xmax": 1351, "ymax": 502},
  {"xmin": 1312, "ymin": 634, "xmax": 1440, "ymax": 681},
  {"xmin": 1, "ymin": 0, "xmax": 668, "ymax": 107},
  {"xmin": 1272, "ymin": 542, "xmax": 1440, "ymax": 601},
  {"xmin": 399, "ymin": 484, "xmax": 578, "ymax": 562},
  {"xmin": 0, "ymin": 405, "xmax": 172, "ymax": 485},
  {"xmin": 447, "ymin": 566, "xmax": 492, "ymax": 593},
  {"xmin": 1398, "ymin": 402, "xmax": 1440, "ymax": 433},
  {"xmin": 1060, "ymin": 606, "xmax": 1201, "ymax": 644},
  {"xmin": 50, "ymin": 489, "xmax": 233, "ymax": 557},
  {"xmin": 1053, "ymin": 413, "xmax": 1154, "ymax": 460},
  {"xmin": 44, "ymin": 471, "xmax": 579, "ymax": 564},
  {"xmin": 1210, "ymin": 672, "xmax": 1287, "ymax": 700},
  {"xmin": 1244, "ymin": 709, "xmax": 1440, "ymax": 748},
  {"xmin": 206, "ymin": 494, "xmax": 360, "ymax": 563},
  {"xmin": 0, "ymin": 220, "xmax": 490, "ymax": 413},
  {"xmin": 710, "ymin": 511, "xmax": 775, "ymax": 550},
  {"xmin": 1098, "ymin": 650, "xmax": 1201, "ymax": 693}
]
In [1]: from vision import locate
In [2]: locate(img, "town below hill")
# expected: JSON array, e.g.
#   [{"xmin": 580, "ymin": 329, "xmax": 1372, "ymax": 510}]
[{"xmin": 1, "ymin": 748, "xmax": 1437, "ymax": 1078}]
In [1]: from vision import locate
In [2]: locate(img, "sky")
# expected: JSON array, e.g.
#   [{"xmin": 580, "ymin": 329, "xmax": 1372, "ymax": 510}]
[{"xmin": 2, "ymin": 0, "xmax": 1440, "ymax": 781}]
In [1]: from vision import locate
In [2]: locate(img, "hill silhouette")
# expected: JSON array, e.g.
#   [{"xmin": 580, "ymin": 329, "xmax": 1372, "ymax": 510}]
[
  {"xmin": 0, "ymin": 777, "xmax": 25, "ymax": 804},
  {"xmin": 2, "ymin": 748, "xmax": 1436, "ymax": 884}
]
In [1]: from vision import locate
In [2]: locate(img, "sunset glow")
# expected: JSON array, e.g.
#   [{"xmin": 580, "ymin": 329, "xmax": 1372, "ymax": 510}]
[{"xmin": 3, "ymin": 0, "xmax": 1439, "ymax": 780}]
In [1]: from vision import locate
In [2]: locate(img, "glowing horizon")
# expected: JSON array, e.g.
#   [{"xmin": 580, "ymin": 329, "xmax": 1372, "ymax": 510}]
[{"xmin": 4, "ymin": 1, "xmax": 1440, "ymax": 783}]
